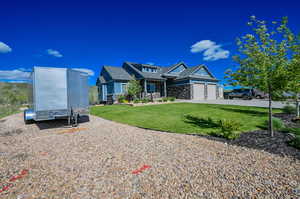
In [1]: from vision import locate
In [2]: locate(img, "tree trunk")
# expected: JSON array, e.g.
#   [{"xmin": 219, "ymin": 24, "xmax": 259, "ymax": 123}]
[
  {"xmin": 296, "ymin": 98, "xmax": 300, "ymax": 118},
  {"xmin": 268, "ymin": 85, "xmax": 274, "ymax": 137}
]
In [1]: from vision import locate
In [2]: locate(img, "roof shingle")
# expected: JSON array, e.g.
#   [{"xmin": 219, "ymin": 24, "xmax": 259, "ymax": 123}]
[{"xmin": 103, "ymin": 66, "xmax": 134, "ymax": 81}]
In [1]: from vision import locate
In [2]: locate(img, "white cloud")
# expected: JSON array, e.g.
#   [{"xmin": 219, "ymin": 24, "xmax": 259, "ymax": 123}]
[
  {"xmin": 0, "ymin": 42, "xmax": 12, "ymax": 53},
  {"xmin": 191, "ymin": 40, "xmax": 230, "ymax": 61},
  {"xmin": 46, "ymin": 49, "xmax": 63, "ymax": 58},
  {"xmin": 0, "ymin": 68, "xmax": 31, "ymax": 81},
  {"xmin": 73, "ymin": 68, "xmax": 94, "ymax": 76}
]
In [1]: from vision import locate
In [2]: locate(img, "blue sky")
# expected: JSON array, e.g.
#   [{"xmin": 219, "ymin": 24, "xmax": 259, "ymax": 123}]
[{"xmin": 0, "ymin": 0, "xmax": 299, "ymax": 86}]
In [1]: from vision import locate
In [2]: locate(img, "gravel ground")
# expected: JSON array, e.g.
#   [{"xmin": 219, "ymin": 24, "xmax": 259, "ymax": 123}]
[
  {"xmin": 0, "ymin": 113, "xmax": 300, "ymax": 199},
  {"xmin": 179, "ymin": 99, "xmax": 288, "ymax": 109}
]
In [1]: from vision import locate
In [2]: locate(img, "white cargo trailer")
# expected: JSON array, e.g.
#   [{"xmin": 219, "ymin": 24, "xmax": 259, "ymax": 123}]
[{"xmin": 24, "ymin": 66, "xmax": 89, "ymax": 126}]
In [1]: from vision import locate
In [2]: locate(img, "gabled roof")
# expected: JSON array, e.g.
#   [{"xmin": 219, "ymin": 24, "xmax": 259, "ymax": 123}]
[
  {"xmin": 124, "ymin": 62, "xmax": 166, "ymax": 80},
  {"xmin": 163, "ymin": 62, "xmax": 187, "ymax": 74},
  {"xmin": 103, "ymin": 66, "xmax": 134, "ymax": 81},
  {"xmin": 99, "ymin": 62, "xmax": 218, "ymax": 82},
  {"xmin": 99, "ymin": 76, "xmax": 107, "ymax": 84},
  {"xmin": 176, "ymin": 64, "xmax": 218, "ymax": 81}
]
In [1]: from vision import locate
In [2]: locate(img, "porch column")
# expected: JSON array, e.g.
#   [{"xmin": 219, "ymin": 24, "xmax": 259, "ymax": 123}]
[
  {"xmin": 144, "ymin": 79, "xmax": 147, "ymax": 97},
  {"xmin": 164, "ymin": 80, "xmax": 167, "ymax": 97}
]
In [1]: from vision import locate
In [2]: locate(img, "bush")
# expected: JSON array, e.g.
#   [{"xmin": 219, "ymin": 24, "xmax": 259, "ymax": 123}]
[
  {"xmin": 158, "ymin": 99, "xmax": 163, "ymax": 102},
  {"xmin": 282, "ymin": 105, "xmax": 296, "ymax": 114},
  {"xmin": 264, "ymin": 117, "xmax": 285, "ymax": 131},
  {"xmin": 283, "ymin": 127, "xmax": 300, "ymax": 135},
  {"xmin": 118, "ymin": 95, "xmax": 126, "ymax": 103},
  {"xmin": 141, "ymin": 98, "xmax": 150, "ymax": 103},
  {"xmin": 288, "ymin": 135, "xmax": 300, "ymax": 149},
  {"xmin": 217, "ymin": 119, "xmax": 241, "ymax": 140},
  {"xmin": 133, "ymin": 99, "xmax": 141, "ymax": 103},
  {"xmin": 219, "ymin": 119, "xmax": 241, "ymax": 132},
  {"xmin": 162, "ymin": 97, "xmax": 168, "ymax": 102},
  {"xmin": 168, "ymin": 97, "xmax": 176, "ymax": 102}
]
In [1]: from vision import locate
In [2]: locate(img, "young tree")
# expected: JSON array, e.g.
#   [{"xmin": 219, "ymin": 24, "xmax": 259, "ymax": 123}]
[
  {"xmin": 288, "ymin": 46, "xmax": 300, "ymax": 117},
  {"xmin": 226, "ymin": 16, "xmax": 291, "ymax": 136},
  {"xmin": 127, "ymin": 79, "xmax": 142, "ymax": 101},
  {"xmin": 283, "ymin": 29, "xmax": 300, "ymax": 117}
]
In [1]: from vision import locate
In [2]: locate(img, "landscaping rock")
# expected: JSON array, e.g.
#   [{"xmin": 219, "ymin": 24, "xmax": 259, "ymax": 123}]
[{"xmin": 0, "ymin": 113, "xmax": 299, "ymax": 198}]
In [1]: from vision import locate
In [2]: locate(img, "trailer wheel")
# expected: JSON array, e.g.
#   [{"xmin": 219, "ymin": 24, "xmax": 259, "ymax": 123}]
[{"xmin": 24, "ymin": 110, "xmax": 34, "ymax": 124}]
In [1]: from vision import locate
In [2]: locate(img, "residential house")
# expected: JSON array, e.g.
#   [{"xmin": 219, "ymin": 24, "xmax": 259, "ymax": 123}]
[{"xmin": 96, "ymin": 61, "xmax": 223, "ymax": 104}]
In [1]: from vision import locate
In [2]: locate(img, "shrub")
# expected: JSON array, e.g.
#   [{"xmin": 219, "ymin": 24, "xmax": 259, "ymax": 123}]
[
  {"xmin": 288, "ymin": 135, "xmax": 300, "ymax": 149},
  {"xmin": 168, "ymin": 97, "xmax": 176, "ymax": 102},
  {"xmin": 127, "ymin": 79, "xmax": 142, "ymax": 101},
  {"xmin": 158, "ymin": 99, "xmax": 163, "ymax": 102},
  {"xmin": 133, "ymin": 99, "xmax": 141, "ymax": 103},
  {"xmin": 217, "ymin": 119, "xmax": 241, "ymax": 140},
  {"xmin": 118, "ymin": 95, "xmax": 126, "ymax": 103},
  {"xmin": 264, "ymin": 117, "xmax": 285, "ymax": 131},
  {"xmin": 141, "ymin": 98, "xmax": 150, "ymax": 103},
  {"xmin": 162, "ymin": 97, "xmax": 168, "ymax": 102},
  {"xmin": 282, "ymin": 105, "xmax": 296, "ymax": 114},
  {"xmin": 219, "ymin": 119, "xmax": 241, "ymax": 132},
  {"xmin": 283, "ymin": 127, "xmax": 300, "ymax": 136}
]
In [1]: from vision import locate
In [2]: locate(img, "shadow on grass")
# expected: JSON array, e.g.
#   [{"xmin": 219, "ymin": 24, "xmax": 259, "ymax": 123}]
[
  {"xmin": 218, "ymin": 107, "xmax": 267, "ymax": 116},
  {"xmin": 35, "ymin": 115, "xmax": 90, "ymax": 130},
  {"xmin": 184, "ymin": 115, "xmax": 220, "ymax": 128}
]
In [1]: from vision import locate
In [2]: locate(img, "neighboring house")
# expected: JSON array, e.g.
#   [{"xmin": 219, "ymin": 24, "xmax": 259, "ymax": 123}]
[{"xmin": 96, "ymin": 61, "xmax": 223, "ymax": 104}]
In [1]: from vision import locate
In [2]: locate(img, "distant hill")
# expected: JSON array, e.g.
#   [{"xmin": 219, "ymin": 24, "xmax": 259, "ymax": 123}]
[
  {"xmin": 89, "ymin": 86, "xmax": 99, "ymax": 105},
  {"xmin": 0, "ymin": 82, "xmax": 29, "ymax": 105},
  {"xmin": 0, "ymin": 82, "xmax": 98, "ymax": 105}
]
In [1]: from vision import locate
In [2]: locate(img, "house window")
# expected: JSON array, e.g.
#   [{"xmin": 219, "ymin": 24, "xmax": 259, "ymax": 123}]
[
  {"xmin": 147, "ymin": 83, "xmax": 156, "ymax": 93},
  {"xmin": 121, "ymin": 83, "xmax": 127, "ymax": 93}
]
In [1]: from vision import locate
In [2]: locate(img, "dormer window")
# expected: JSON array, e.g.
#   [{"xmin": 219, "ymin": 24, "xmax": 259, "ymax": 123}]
[{"xmin": 142, "ymin": 67, "xmax": 157, "ymax": 73}]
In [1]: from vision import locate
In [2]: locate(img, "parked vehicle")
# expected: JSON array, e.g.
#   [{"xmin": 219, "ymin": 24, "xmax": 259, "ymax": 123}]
[
  {"xmin": 24, "ymin": 67, "xmax": 89, "ymax": 126},
  {"xmin": 226, "ymin": 88, "xmax": 267, "ymax": 100}
]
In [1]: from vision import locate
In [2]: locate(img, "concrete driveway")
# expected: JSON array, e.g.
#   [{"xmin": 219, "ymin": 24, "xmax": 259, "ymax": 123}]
[{"xmin": 179, "ymin": 99, "xmax": 289, "ymax": 109}]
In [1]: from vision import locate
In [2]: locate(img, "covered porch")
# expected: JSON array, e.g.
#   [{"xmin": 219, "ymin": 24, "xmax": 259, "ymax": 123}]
[{"xmin": 141, "ymin": 79, "xmax": 167, "ymax": 99}]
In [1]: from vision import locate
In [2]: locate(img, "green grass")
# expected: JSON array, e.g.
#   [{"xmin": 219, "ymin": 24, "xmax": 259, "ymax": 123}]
[{"xmin": 90, "ymin": 103, "xmax": 281, "ymax": 135}]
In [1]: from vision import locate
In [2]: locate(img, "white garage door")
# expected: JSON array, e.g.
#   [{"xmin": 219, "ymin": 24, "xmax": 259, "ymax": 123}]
[
  {"xmin": 207, "ymin": 84, "xmax": 217, "ymax": 100},
  {"xmin": 218, "ymin": 87, "xmax": 223, "ymax": 98},
  {"xmin": 193, "ymin": 83, "xmax": 205, "ymax": 100}
]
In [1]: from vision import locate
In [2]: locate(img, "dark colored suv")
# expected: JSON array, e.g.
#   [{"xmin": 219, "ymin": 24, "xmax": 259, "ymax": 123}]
[{"xmin": 226, "ymin": 88, "xmax": 267, "ymax": 100}]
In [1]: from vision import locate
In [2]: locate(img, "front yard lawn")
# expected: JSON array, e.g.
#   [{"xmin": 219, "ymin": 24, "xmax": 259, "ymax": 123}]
[{"xmin": 90, "ymin": 103, "xmax": 281, "ymax": 136}]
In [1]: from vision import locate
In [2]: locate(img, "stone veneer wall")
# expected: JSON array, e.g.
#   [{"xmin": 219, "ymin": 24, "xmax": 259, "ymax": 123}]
[{"xmin": 167, "ymin": 84, "xmax": 191, "ymax": 99}]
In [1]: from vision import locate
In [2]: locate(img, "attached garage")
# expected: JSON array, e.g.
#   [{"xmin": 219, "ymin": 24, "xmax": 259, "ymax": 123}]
[
  {"xmin": 207, "ymin": 84, "xmax": 217, "ymax": 100},
  {"xmin": 218, "ymin": 86, "xmax": 223, "ymax": 99},
  {"xmin": 193, "ymin": 83, "xmax": 205, "ymax": 100}
]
